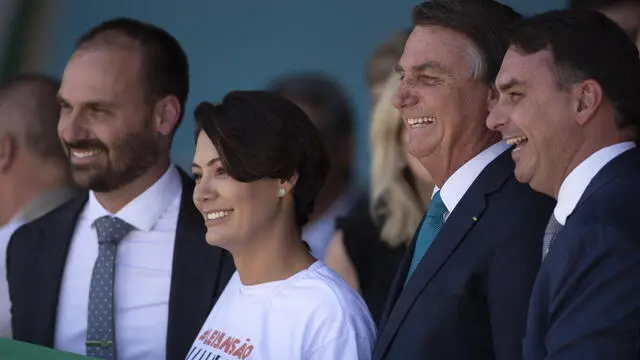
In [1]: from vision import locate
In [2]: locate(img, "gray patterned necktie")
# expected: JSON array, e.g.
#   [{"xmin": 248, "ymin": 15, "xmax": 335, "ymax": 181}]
[
  {"xmin": 542, "ymin": 214, "xmax": 563, "ymax": 260},
  {"xmin": 86, "ymin": 216, "xmax": 134, "ymax": 359}
]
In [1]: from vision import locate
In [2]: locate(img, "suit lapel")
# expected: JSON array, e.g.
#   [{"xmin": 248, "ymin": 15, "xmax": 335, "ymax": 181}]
[
  {"xmin": 166, "ymin": 169, "xmax": 232, "ymax": 359},
  {"xmin": 374, "ymin": 151, "xmax": 513, "ymax": 358},
  {"xmin": 34, "ymin": 193, "xmax": 88, "ymax": 346}
]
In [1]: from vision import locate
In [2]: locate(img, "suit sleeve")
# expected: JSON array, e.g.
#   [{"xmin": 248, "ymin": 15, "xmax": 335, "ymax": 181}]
[
  {"xmin": 487, "ymin": 218, "xmax": 543, "ymax": 360},
  {"xmin": 544, "ymin": 222, "xmax": 640, "ymax": 360}
]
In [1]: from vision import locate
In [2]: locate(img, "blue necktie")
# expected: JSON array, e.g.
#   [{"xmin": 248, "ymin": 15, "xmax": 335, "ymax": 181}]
[
  {"xmin": 406, "ymin": 191, "xmax": 447, "ymax": 282},
  {"xmin": 86, "ymin": 216, "xmax": 134, "ymax": 360}
]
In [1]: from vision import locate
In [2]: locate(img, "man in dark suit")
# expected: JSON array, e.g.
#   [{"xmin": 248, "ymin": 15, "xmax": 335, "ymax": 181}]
[
  {"xmin": 488, "ymin": 9, "xmax": 640, "ymax": 360},
  {"xmin": 6, "ymin": 18, "xmax": 233, "ymax": 360},
  {"xmin": 373, "ymin": 1, "xmax": 555, "ymax": 359}
]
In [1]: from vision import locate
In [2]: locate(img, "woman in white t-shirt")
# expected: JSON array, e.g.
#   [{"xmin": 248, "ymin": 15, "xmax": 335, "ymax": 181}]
[{"xmin": 188, "ymin": 91, "xmax": 376, "ymax": 360}]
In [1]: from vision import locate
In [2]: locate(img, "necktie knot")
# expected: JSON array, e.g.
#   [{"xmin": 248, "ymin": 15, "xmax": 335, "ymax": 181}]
[
  {"xmin": 427, "ymin": 191, "xmax": 447, "ymax": 220},
  {"xmin": 94, "ymin": 216, "xmax": 134, "ymax": 245},
  {"xmin": 406, "ymin": 191, "xmax": 447, "ymax": 282}
]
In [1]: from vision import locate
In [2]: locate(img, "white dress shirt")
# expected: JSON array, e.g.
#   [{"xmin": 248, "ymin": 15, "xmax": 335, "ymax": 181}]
[
  {"xmin": 433, "ymin": 141, "xmax": 510, "ymax": 220},
  {"xmin": 54, "ymin": 165, "xmax": 182, "ymax": 360},
  {"xmin": 554, "ymin": 142, "xmax": 635, "ymax": 225},
  {"xmin": 0, "ymin": 186, "xmax": 77, "ymax": 338}
]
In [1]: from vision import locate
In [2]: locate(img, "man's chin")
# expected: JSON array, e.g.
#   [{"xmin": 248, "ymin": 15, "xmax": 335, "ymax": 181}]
[
  {"xmin": 70, "ymin": 163, "xmax": 96, "ymax": 172},
  {"xmin": 513, "ymin": 167, "xmax": 533, "ymax": 186},
  {"xmin": 71, "ymin": 169, "xmax": 110, "ymax": 191},
  {"xmin": 408, "ymin": 147, "xmax": 435, "ymax": 166}
]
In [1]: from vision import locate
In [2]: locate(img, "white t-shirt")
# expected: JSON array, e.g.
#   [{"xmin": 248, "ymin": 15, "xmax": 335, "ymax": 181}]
[{"xmin": 186, "ymin": 261, "xmax": 375, "ymax": 360}]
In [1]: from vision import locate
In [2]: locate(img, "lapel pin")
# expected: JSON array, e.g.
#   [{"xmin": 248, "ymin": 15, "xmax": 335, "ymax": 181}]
[{"xmin": 472, "ymin": 216, "xmax": 478, "ymax": 221}]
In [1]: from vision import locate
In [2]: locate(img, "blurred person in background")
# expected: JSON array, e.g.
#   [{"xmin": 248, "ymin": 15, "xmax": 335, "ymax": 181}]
[
  {"xmin": 325, "ymin": 29, "xmax": 419, "ymax": 324},
  {"xmin": 366, "ymin": 29, "xmax": 412, "ymax": 104},
  {"xmin": 0, "ymin": 74, "xmax": 78, "ymax": 338},
  {"xmin": 570, "ymin": 0, "xmax": 640, "ymax": 50},
  {"xmin": 6, "ymin": 18, "xmax": 233, "ymax": 360},
  {"xmin": 269, "ymin": 74, "xmax": 358, "ymax": 260},
  {"xmin": 189, "ymin": 91, "xmax": 375, "ymax": 360},
  {"xmin": 325, "ymin": 73, "xmax": 433, "ymax": 325},
  {"xmin": 373, "ymin": 1, "xmax": 555, "ymax": 359}
]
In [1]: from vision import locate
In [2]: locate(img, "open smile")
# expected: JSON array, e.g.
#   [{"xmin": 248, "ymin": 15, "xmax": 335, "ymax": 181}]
[{"xmin": 406, "ymin": 116, "xmax": 436, "ymax": 129}]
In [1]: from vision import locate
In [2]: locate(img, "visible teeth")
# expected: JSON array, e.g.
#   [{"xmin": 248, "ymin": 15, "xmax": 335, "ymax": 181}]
[
  {"xmin": 406, "ymin": 116, "xmax": 436, "ymax": 127},
  {"xmin": 71, "ymin": 150, "xmax": 102, "ymax": 158},
  {"xmin": 505, "ymin": 135, "xmax": 528, "ymax": 146},
  {"xmin": 206, "ymin": 211, "xmax": 230, "ymax": 220}
]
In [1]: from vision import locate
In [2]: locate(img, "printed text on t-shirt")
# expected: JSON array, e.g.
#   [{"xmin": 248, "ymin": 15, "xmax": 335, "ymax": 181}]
[{"xmin": 187, "ymin": 328, "xmax": 254, "ymax": 360}]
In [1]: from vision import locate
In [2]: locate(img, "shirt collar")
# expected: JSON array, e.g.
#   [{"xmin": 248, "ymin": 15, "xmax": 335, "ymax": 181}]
[
  {"xmin": 433, "ymin": 141, "xmax": 510, "ymax": 213},
  {"xmin": 554, "ymin": 142, "xmax": 635, "ymax": 225},
  {"xmin": 85, "ymin": 165, "xmax": 182, "ymax": 231},
  {"xmin": 0, "ymin": 217, "xmax": 25, "ymax": 236}
]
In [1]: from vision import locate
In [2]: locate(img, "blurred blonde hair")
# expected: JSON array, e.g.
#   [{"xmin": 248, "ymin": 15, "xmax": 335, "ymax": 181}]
[{"xmin": 370, "ymin": 73, "xmax": 426, "ymax": 247}]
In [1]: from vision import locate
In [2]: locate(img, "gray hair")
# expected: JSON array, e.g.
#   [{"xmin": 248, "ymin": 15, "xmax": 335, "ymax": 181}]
[{"xmin": 467, "ymin": 43, "xmax": 487, "ymax": 81}]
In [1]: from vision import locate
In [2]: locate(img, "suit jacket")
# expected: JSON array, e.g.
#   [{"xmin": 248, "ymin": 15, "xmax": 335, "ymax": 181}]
[
  {"xmin": 6, "ymin": 168, "xmax": 235, "ymax": 360},
  {"xmin": 373, "ymin": 150, "xmax": 555, "ymax": 360},
  {"xmin": 524, "ymin": 147, "xmax": 640, "ymax": 360}
]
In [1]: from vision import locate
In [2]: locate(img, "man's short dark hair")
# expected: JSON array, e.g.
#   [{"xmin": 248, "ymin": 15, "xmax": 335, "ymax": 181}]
[
  {"xmin": 505, "ymin": 9, "xmax": 640, "ymax": 129},
  {"xmin": 76, "ymin": 17, "xmax": 189, "ymax": 131},
  {"xmin": 412, "ymin": 0, "xmax": 522, "ymax": 84},
  {"xmin": 194, "ymin": 91, "xmax": 329, "ymax": 229},
  {"xmin": 0, "ymin": 73, "xmax": 66, "ymax": 163},
  {"xmin": 267, "ymin": 73, "xmax": 353, "ymax": 139}
]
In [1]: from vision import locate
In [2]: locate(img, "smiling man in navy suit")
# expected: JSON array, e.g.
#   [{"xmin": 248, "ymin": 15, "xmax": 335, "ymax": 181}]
[
  {"xmin": 488, "ymin": 9, "xmax": 640, "ymax": 360},
  {"xmin": 372, "ymin": 1, "xmax": 555, "ymax": 359}
]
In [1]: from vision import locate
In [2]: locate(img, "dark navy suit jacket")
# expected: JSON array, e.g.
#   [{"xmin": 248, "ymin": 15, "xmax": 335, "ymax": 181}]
[
  {"xmin": 6, "ymin": 168, "xmax": 235, "ymax": 360},
  {"xmin": 373, "ymin": 149, "xmax": 555, "ymax": 360},
  {"xmin": 524, "ymin": 147, "xmax": 640, "ymax": 360}
]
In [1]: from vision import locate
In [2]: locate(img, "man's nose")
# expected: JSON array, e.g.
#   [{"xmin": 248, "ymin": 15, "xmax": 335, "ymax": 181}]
[
  {"xmin": 59, "ymin": 112, "xmax": 91, "ymax": 143},
  {"xmin": 392, "ymin": 82, "xmax": 418, "ymax": 110},
  {"xmin": 487, "ymin": 103, "xmax": 508, "ymax": 132}
]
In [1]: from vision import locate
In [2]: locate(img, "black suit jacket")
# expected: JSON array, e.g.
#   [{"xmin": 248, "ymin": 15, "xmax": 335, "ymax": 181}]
[
  {"xmin": 6, "ymin": 168, "xmax": 234, "ymax": 360},
  {"xmin": 524, "ymin": 147, "xmax": 640, "ymax": 360},
  {"xmin": 373, "ymin": 149, "xmax": 555, "ymax": 360}
]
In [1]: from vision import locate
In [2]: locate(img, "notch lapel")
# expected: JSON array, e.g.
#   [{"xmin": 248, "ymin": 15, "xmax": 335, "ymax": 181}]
[
  {"xmin": 166, "ymin": 169, "xmax": 233, "ymax": 359},
  {"xmin": 29, "ymin": 193, "xmax": 88, "ymax": 346},
  {"xmin": 374, "ymin": 151, "xmax": 513, "ymax": 359}
]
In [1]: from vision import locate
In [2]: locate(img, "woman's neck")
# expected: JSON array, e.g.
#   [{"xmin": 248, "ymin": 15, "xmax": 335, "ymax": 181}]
[{"xmin": 231, "ymin": 222, "xmax": 315, "ymax": 286}]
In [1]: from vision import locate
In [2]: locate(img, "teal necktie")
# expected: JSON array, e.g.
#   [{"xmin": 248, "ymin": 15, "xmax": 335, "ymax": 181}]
[{"xmin": 406, "ymin": 191, "xmax": 447, "ymax": 282}]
